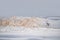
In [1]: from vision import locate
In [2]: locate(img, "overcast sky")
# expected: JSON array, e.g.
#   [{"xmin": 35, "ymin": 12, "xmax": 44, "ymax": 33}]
[{"xmin": 0, "ymin": 0, "xmax": 60, "ymax": 17}]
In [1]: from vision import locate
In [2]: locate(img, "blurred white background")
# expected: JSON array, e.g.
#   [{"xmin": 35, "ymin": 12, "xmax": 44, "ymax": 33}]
[{"xmin": 0, "ymin": 0, "xmax": 60, "ymax": 17}]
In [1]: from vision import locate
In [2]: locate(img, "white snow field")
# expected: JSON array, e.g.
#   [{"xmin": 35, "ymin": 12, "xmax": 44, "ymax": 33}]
[{"xmin": 0, "ymin": 16, "xmax": 60, "ymax": 40}]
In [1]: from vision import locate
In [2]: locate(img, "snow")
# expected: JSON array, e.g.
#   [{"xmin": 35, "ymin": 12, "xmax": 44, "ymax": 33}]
[
  {"xmin": 0, "ymin": 26, "xmax": 60, "ymax": 36},
  {"xmin": 0, "ymin": 16, "xmax": 60, "ymax": 37}
]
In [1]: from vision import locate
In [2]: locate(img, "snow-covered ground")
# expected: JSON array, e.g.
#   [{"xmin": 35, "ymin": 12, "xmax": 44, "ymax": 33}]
[
  {"xmin": 0, "ymin": 16, "xmax": 60, "ymax": 36},
  {"xmin": 0, "ymin": 26, "xmax": 60, "ymax": 40},
  {"xmin": 46, "ymin": 16, "xmax": 60, "ymax": 29},
  {"xmin": 0, "ymin": 26, "xmax": 60, "ymax": 36},
  {"xmin": 0, "ymin": 16, "xmax": 60, "ymax": 40}
]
